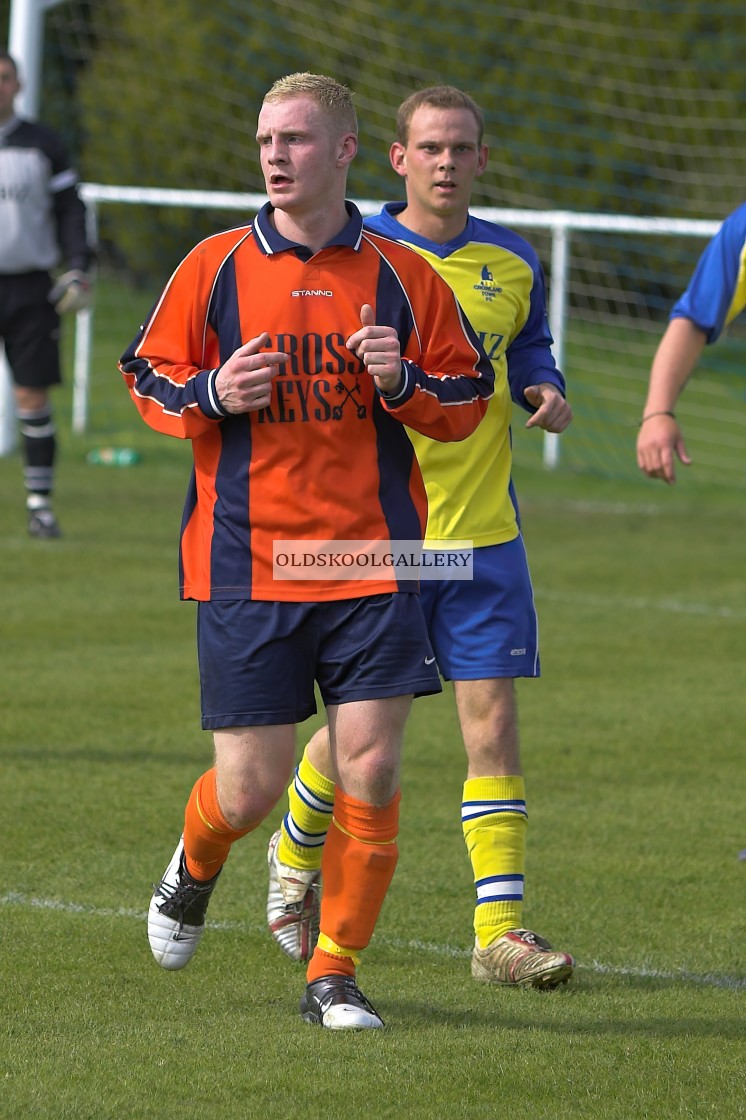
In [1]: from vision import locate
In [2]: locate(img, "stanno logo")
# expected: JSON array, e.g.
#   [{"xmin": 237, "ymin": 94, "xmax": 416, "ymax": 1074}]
[
  {"xmin": 291, "ymin": 289, "xmax": 334, "ymax": 297},
  {"xmin": 473, "ymin": 264, "xmax": 502, "ymax": 303}
]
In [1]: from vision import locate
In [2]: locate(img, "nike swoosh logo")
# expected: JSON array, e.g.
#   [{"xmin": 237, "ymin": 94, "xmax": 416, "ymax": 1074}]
[{"xmin": 425, "ymin": 656, "xmax": 436, "ymax": 665}]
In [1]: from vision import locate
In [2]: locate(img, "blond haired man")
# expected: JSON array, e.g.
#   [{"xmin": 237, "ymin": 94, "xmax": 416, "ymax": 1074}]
[{"xmin": 121, "ymin": 74, "xmax": 494, "ymax": 1029}]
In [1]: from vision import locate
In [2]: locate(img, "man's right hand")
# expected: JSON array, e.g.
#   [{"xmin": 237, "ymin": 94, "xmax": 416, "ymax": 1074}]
[{"xmin": 214, "ymin": 333, "xmax": 288, "ymax": 413}]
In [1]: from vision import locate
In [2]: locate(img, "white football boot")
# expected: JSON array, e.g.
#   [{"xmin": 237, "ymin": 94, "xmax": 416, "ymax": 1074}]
[
  {"xmin": 266, "ymin": 829, "xmax": 321, "ymax": 962},
  {"xmin": 148, "ymin": 837, "xmax": 220, "ymax": 970}
]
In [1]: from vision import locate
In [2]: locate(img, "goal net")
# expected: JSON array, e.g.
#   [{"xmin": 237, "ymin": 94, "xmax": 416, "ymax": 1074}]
[
  {"xmin": 75, "ymin": 188, "xmax": 745, "ymax": 489},
  {"xmin": 8, "ymin": 0, "xmax": 746, "ymax": 487}
]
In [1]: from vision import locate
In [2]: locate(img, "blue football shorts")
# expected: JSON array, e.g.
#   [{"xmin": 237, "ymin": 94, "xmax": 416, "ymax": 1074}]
[
  {"xmin": 419, "ymin": 535, "xmax": 540, "ymax": 681},
  {"xmin": 196, "ymin": 592, "xmax": 441, "ymax": 729}
]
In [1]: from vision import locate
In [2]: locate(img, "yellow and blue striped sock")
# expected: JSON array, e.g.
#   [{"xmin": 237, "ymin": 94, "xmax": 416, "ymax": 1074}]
[
  {"xmin": 462, "ymin": 776, "xmax": 527, "ymax": 949},
  {"xmin": 277, "ymin": 748, "xmax": 335, "ymax": 873}
]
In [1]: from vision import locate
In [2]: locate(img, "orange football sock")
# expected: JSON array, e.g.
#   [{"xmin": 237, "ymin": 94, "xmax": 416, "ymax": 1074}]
[
  {"xmin": 182, "ymin": 768, "xmax": 254, "ymax": 881},
  {"xmin": 306, "ymin": 788, "xmax": 400, "ymax": 982}
]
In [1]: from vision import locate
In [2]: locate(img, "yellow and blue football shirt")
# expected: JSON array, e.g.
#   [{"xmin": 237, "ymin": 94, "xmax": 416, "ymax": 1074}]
[
  {"xmin": 671, "ymin": 201, "xmax": 746, "ymax": 341},
  {"xmin": 365, "ymin": 203, "xmax": 565, "ymax": 547}
]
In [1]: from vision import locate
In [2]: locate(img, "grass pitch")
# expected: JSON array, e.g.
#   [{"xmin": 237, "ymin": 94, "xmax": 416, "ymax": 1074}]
[{"xmin": 1, "ymin": 294, "xmax": 745, "ymax": 1119}]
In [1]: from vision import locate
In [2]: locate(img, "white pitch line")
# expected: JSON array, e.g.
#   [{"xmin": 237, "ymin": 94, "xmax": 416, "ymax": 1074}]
[
  {"xmin": 526, "ymin": 498, "xmax": 746, "ymax": 519},
  {"xmin": 529, "ymin": 500, "xmax": 667, "ymax": 517},
  {"xmin": 536, "ymin": 588, "xmax": 746, "ymax": 620},
  {"xmin": 2, "ymin": 891, "xmax": 745, "ymax": 991}
]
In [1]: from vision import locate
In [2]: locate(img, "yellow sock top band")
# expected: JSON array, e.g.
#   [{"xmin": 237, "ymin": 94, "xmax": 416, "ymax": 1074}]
[{"xmin": 317, "ymin": 933, "xmax": 362, "ymax": 966}]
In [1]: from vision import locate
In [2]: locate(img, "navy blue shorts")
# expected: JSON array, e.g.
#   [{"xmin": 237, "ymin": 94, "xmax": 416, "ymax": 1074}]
[
  {"xmin": 196, "ymin": 592, "xmax": 441, "ymax": 729},
  {"xmin": 419, "ymin": 536, "xmax": 540, "ymax": 681},
  {"xmin": 0, "ymin": 273, "xmax": 62, "ymax": 389}
]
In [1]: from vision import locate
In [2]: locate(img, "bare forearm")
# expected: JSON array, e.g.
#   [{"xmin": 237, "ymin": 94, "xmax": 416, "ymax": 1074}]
[
  {"xmin": 637, "ymin": 317, "xmax": 704, "ymax": 484},
  {"xmin": 643, "ymin": 317, "xmax": 707, "ymax": 414}
]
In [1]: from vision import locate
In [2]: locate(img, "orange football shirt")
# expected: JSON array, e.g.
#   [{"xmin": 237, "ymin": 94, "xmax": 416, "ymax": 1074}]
[{"xmin": 120, "ymin": 203, "xmax": 494, "ymax": 601}]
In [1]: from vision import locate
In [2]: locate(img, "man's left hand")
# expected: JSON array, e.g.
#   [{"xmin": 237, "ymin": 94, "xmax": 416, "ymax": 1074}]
[
  {"xmin": 346, "ymin": 304, "xmax": 403, "ymax": 396},
  {"xmin": 49, "ymin": 270, "xmax": 92, "ymax": 315}
]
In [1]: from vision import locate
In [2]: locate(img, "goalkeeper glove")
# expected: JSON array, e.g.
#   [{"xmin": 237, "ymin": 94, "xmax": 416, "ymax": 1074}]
[{"xmin": 49, "ymin": 270, "xmax": 92, "ymax": 315}]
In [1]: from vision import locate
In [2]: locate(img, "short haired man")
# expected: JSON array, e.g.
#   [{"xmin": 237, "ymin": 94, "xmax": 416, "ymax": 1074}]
[
  {"xmin": 120, "ymin": 74, "xmax": 495, "ymax": 1029},
  {"xmin": 0, "ymin": 50, "xmax": 93, "ymax": 538}
]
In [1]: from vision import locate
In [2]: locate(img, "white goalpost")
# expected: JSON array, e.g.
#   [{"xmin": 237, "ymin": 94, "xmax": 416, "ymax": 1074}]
[
  {"xmin": 2, "ymin": 1, "xmax": 739, "ymax": 483},
  {"xmin": 73, "ymin": 183, "xmax": 722, "ymax": 471}
]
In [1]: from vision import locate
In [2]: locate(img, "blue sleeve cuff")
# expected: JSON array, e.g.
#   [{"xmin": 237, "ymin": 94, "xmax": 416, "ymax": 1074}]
[
  {"xmin": 511, "ymin": 368, "xmax": 566, "ymax": 412},
  {"xmin": 376, "ymin": 362, "xmax": 414, "ymax": 406},
  {"xmin": 194, "ymin": 368, "xmax": 230, "ymax": 419}
]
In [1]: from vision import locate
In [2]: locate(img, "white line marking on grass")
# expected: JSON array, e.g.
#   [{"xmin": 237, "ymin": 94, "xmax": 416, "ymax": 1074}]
[
  {"xmin": 383, "ymin": 938, "xmax": 746, "ymax": 991},
  {"xmin": 0, "ymin": 891, "xmax": 248, "ymax": 931},
  {"xmin": 3, "ymin": 891, "xmax": 745, "ymax": 991},
  {"xmin": 526, "ymin": 498, "xmax": 746, "ymax": 521},
  {"xmin": 534, "ymin": 500, "xmax": 666, "ymax": 517},
  {"xmin": 536, "ymin": 589, "xmax": 746, "ymax": 620},
  {"xmin": 586, "ymin": 959, "xmax": 746, "ymax": 991}
]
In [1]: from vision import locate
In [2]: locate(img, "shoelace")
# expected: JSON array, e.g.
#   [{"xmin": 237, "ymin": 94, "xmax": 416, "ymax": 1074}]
[
  {"xmin": 316, "ymin": 978, "xmax": 377, "ymax": 1016},
  {"xmin": 512, "ymin": 929, "xmax": 551, "ymax": 950},
  {"xmin": 155, "ymin": 876, "xmax": 212, "ymax": 933}
]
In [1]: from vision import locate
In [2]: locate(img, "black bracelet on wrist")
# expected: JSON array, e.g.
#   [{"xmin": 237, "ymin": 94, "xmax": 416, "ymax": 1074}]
[{"xmin": 640, "ymin": 410, "xmax": 675, "ymax": 425}]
